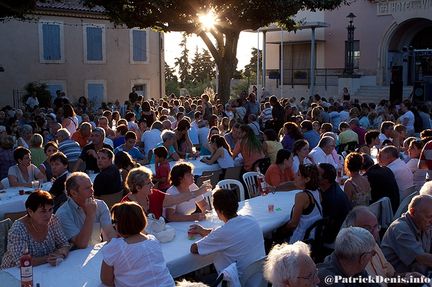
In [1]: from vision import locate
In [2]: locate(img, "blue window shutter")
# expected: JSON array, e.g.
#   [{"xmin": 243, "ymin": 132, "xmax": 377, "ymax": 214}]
[
  {"xmin": 42, "ymin": 24, "xmax": 61, "ymax": 60},
  {"xmin": 88, "ymin": 83, "xmax": 104, "ymax": 108},
  {"xmin": 87, "ymin": 27, "xmax": 103, "ymax": 61},
  {"xmin": 133, "ymin": 30, "xmax": 147, "ymax": 62}
]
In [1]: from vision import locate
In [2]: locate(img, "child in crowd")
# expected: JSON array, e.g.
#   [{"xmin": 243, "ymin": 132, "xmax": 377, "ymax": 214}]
[
  {"xmin": 153, "ymin": 146, "xmax": 171, "ymax": 192},
  {"xmin": 39, "ymin": 141, "xmax": 59, "ymax": 181},
  {"xmin": 29, "ymin": 133, "xmax": 46, "ymax": 167}
]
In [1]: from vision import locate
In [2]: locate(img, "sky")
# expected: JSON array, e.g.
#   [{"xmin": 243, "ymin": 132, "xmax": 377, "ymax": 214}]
[{"xmin": 164, "ymin": 31, "xmax": 259, "ymax": 71}]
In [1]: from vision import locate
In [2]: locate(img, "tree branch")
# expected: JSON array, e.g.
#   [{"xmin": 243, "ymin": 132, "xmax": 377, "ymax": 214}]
[{"xmin": 198, "ymin": 31, "xmax": 221, "ymax": 64}]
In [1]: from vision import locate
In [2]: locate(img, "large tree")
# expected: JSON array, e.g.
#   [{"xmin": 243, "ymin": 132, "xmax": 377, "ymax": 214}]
[{"xmin": 53, "ymin": 0, "xmax": 343, "ymax": 103}]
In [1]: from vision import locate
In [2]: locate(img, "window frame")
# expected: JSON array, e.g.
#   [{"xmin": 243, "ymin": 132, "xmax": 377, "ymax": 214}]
[
  {"xmin": 38, "ymin": 20, "xmax": 65, "ymax": 64},
  {"xmin": 83, "ymin": 24, "xmax": 106, "ymax": 64},
  {"xmin": 129, "ymin": 28, "xmax": 149, "ymax": 64},
  {"xmin": 85, "ymin": 80, "xmax": 107, "ymax": 108}
]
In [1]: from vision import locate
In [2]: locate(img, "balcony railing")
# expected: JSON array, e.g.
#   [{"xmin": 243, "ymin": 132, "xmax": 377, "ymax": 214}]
[{"xmin": 270, "ymin": 68, "xmax": 345, "ymax": 89}]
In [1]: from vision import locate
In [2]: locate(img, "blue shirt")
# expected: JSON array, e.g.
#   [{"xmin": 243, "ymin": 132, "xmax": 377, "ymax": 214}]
[
  {"xmin": 303, "ymin": 130, "xmax": 320, "ymax": 149},
  {"xmin": 114, "ymin": 144, "xmax": 144, "ymax": 160},
  {"xmin": 55, "ymin": 198, "xmax": 111, "ymax": 245}
]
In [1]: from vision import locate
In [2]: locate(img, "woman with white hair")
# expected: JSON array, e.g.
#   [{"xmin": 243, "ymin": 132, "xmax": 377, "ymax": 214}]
[
  {"xmin": 318, "ymin": 227, "xmax": 379, "ymax": 286},
  {"xmin": 264, "ymin": 241, "xmax": 319, "ymax": 287}
]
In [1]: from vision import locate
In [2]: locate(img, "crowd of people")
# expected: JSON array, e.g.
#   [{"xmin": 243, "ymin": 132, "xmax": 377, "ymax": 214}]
[{"xmin": 2, "ymin": 87, "xmax": 432, "ymax": 286}]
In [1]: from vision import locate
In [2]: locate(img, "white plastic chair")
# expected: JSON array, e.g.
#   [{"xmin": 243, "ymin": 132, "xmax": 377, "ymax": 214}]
[
  {"xmin": 242, "ymin": 172, "xmax": 259, "ymax": 198},
  {"xmin": 393, "ymin": 189, "xmax": 419, "ymax": 221},
  {"xmin": 217, "ymin": 179, "xmax": 245, "ymax": 202},
  {"xmin": 368, "ymin": 197, "xmax": 393, "ymax": 229},
  {"xmin": 0, "ymin": 178, "xmax": 9, "ymax": 189},
  {"xmin": 240, "ymin": 257, "xmax": 267, "ymax": 287}
]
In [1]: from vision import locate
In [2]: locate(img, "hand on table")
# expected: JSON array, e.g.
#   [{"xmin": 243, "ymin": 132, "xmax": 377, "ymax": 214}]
[
  {"xmin": 47, "ymin": 252, "xmax": 64, "ymax": 266},
  {"xmin": 188, "ymin": 224, "xmax": 208, "ymax": 237}
]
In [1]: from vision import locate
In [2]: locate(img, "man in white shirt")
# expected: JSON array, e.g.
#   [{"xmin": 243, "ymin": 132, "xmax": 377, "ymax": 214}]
[
  {"xmin": 399, "ymin": 100, "xmax": 415, "ymax": 136},
  {"xmin": 378, "ymin": 145, "xmax": 413, "ymax": 200},
  {"xmin": 141, "ymin": 121, "xmax": 163, "ymax": 156},
  {"xmin": 189, "ymin": 188, "xmax": 265, "ymax": 276},
  {"xmin": 189, "ymin": 111, "xmax": 202, "ymax": 146},
  {"xmin": 308, "ymin": 136, "xmax": 338, "ymax": 169}
]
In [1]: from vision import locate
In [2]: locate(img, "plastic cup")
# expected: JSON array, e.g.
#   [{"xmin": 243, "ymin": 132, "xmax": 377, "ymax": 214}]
[
  {"xmin": 19, "ymin": 189, "xmax": 25, "ymax": 195},
  {"xmin": 187, "ymin": 231, "xmax": 195, "ymax": 240},
  {"xmin": 268, "ymin": 204, "xmax": 275, "ymax": 213},
  {"xmin": 31, "ymin": 180, "xmax": 40, "ymax": 189}
]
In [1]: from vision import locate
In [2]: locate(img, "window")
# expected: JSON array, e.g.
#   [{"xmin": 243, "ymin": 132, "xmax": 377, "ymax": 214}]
[
  {"xmin": 86, "ymin": 81, "xmax": 106, "ymax": 109},
  {"xmin": 131, "ymin": 79, "xmax": 149, "ymax": 99},
  {"xmin": 38, "ymin": 21, "xmax": 64, "ymax": 63},
  {"xmin": 133, "ymin": 84, "xmax": 147, "ymax": 98},
  {"xmin": 45, "ymin": 82, "xmax": 66, "ymax": 102},
  {"xmin": 83, "ymin": 24, "xmax": 105, "ymax": 63},
  {"xmin": 353, "ymin": 40, "xmax": 360, "ymax": 69},
  {"xmin": 345, "ymin": 40, "xmax": 360, "ymax": 69},
  {"xmin": 130, "ymin": 28, "xmax": 148, "ymax": 63}
]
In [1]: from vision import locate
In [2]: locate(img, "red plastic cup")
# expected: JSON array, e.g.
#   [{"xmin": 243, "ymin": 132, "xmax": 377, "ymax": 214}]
[
  {"xmin": 19, "ymin": 189, "xmax": 24, "ymax": 195},
  {"xmin": 268, "ymin": 204, "xmax": 275, "ymax": 213}
]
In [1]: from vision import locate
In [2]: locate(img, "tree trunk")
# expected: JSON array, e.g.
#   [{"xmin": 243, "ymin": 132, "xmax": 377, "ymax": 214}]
[
  {"xmin": 198, "ymin": 29, "xmax": 240, "ymax": 104},
  {"xmin": 217, "ymin": 62, "xmax": 234, "ymax": 104}
]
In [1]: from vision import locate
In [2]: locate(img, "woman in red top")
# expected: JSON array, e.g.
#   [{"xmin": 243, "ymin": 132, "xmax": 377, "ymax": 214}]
[
  {"xmin": 232, "ymin": 125, "xmax": 264, "ymax": 171},
  {"xmin": 265, "ymin": 149, "xmax": 295, "ymax": 188},
  {"xmin": 122, "ymin": 166, "xmax": 211, "ymax": 219}
]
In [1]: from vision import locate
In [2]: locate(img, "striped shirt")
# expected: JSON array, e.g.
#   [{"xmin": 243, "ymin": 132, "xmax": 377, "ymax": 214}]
[{"xmin": 58, "ymin": 139, "xmax": 82, "ymax": 162}]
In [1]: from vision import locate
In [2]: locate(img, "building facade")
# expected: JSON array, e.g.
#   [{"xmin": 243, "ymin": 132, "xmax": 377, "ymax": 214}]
[
  {"xmin": 264, "ymin": 0, "xmax": 432, "ymax": 101},
  {"xmin": 0, "ymin": 1, "xmax": 164, "ymax": 108}
]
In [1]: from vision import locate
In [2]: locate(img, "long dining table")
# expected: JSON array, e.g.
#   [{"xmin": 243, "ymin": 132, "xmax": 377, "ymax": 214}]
[
  {"xmin": 145, "ymin": 156, "xmax": 221, "ymax": 176},
  {"xmin": 0, "ymin": 157, "xmax": 219, "ymax": 219},
  {"xmin": 1, "ymin": 190, "xmax": 299, "ymax": 286}
]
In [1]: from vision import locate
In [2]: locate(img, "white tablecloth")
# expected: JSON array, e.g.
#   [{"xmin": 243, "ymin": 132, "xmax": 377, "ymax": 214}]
[
  {"xmin": 145, "ymin": 156, "xmax": 221, "ymax": 176},
  {"xmin": 2, "ymin": 191, "xmax": 299, "ymax": 286},
  {"xmin": 0, "ymin": 182, "xmax": 52, "ymax": 219}
]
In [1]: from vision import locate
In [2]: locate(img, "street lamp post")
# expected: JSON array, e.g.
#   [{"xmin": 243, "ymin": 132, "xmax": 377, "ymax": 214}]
[{"xmin": 344, "ymin": 13, "xmax": 356, "ymax": 76}]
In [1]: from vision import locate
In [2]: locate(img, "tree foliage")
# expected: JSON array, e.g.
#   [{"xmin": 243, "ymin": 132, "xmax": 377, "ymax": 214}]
[
  {"xmin": 0, "ymin": 0, "xmax": 38, "ymax": 19},
  {"xmin": 191, "ymin": 48, "xmax": 216, "ymax": 83},
  {"xmin": 244, "ymin": 48, "xmax": 262, "ymax": 80},
  {"xmin": 83, "ymin": 0, "xmax": 345, "ymax": 103},
  {"xmin": 165, "ymin": 61, "xmax": 178, "ymax": 82},
  {"xmin": 174, "ymin": 34, "xmax": 192, "ymax": 86}
]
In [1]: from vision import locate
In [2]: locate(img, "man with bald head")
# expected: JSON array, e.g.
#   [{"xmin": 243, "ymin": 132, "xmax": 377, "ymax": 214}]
[
  {"xmin": 345, "ymin": 207, "xmax": 423, "ymax": 286},
  {"xmin": 344, "ymin": 207, "xmax": 395, "ymax": 284},
  {"xmin": 381, "ymin": 195, "xmax": 432, "ymax": 275}
]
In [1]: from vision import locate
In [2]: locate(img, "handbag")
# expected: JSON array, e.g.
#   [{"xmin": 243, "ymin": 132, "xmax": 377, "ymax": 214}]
[{"xmin": 145, "ymin": 214, "xmax": 176, "ymax": 243}]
